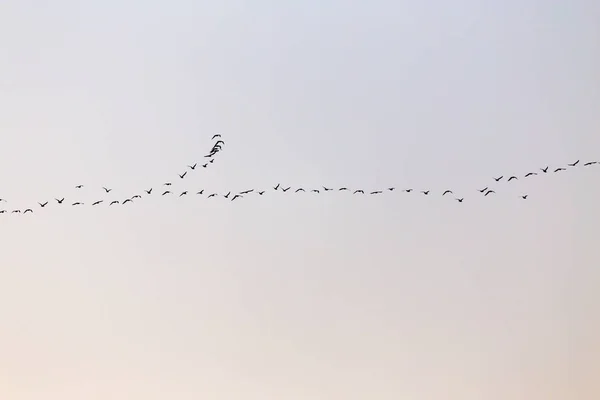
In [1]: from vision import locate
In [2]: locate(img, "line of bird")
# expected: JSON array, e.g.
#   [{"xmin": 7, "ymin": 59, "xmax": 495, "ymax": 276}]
[{"xmin": 0, "ymin": 144, "xmax": 597, "ymax": 215}]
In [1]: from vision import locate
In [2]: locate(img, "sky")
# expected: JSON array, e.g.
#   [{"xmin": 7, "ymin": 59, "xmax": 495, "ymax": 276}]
[{"xmin": 0, "ymin": 0, "xmax": 599, "ymax": 399}]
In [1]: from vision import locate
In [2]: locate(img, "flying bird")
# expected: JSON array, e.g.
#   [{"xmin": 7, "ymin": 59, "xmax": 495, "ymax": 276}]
[
  {"xmin": 178, "ymin": 172, "xmax": 187, "ymax": 179},
  {"xmin": 311, "ymin": 189, "xmax": 319, "ymax": 193},
  {"xmin": 75, "ymin": 185, "xmax": 83, "ymax": 189},
  {"xmin": 388, "ymin": 187, "xmax": 395, "ymax": 191},
  {"xmin": 478, "ymin": 187, "xmax": 488, "ymax": 193},
  {"xmin": 131, "ymin": 195, "xmax": 141, "ymax": 199},
  {"xmin": 179, "ymin": 191, "xmax": 188, "ymax": 197},
  {"xmin": 55, "ymin": 198, "xmax": 65, "ymax": 204},
  {"xmin": 584, "ymin": 161, "xmax": 597, "ymax": 166},
  {"xmin": 92, "ymin": 200, "xmax": 103, "ymax": 206},
  {"xmin": 525, "ymin": 172, "xmax": 537, "ymax": 177},
  {"xmin": 442, "ymin": 190, "xmax": 453, "ymax": 196},
  {"xmin": 145, "ymin": 188, "xmax": 152, "ymax": 194},
  {"xmin": 274, "ymin": 183, "xmax": 280, "ymax": 190},
  {"xmin": 323, "ymin": 186, "xmax": 333, "ymax": 191},
  {"xmin": 23, "ymin": 209, "xmax": 33, "ymax": 214},
  {"xmin": 507, "ymin": 176, "xmax": 518, "ymax": 182},
  {"xmin": 202, "ymin": 163, "xmax": 208, "ymax": 168},
  {"xmin": 123, "ymin": 199, "xmax": 132, "ymax": 204},
  {"xmin": 484, "ymin": 190, "xmax": 495, "ymax": 196},
  {"xmin": 421, "ymin": 191, "xmax": 429, "ymax": 195},
  {"xmin": 103, "ymin": 187, "xmax": 112, "ymax": 193},
  {"xmin": 162, "ymin": 190, "xmax": 171, "ymax": 195},
  {"xmin": 232, "ymin": 194, "xmax": 242, "ymax": 201},
  {"xmin": 404, "ymin": 189, "xmax": 413, "ymax": 193},
  {"xmin": 370, "ymin": 191, "xmax": 382, "ymax": 195},
  {"xmin": 258, "ymin": 191, "xmax": 265, "ymax": 195},
  {"xmin": 12, "ymin": 210, "xmax": 21, "ymax": 213},
  {"xmin": 493, "ymin": 176, "xmax": 503, "ymax": 182},
  {"xmin": 353, "ymin": 190, "xmax": 364, "ymax": 194},
  {"xmin": 188, "ymin": 163, "xmax": 197, "ymax": 170},
  {"xmin": 110, "ymin": 201, "xmax": 119, "ymax": 205},
  {"xmin": 208, "ymin": 193, "xmax": 217, "ymax": 198},
  {"xmin": 240, "ymin": 189, "xmax": 254, "ymax": 194},
  {"xmin": 224, "ymin": 191, "xmax": 231, "ymax": 198},
  {"xmin": 212, "ymin": 134, "xmax": 221, "ymax": 139},
  {"xmin": 456, "ymin": 198, "xmax": 464, "ymax": 202},
  {"xmin": 568, "ymin": 160, "xmax": 579, "ymax": 167},
  {"xmin": 282, "ymin": 187, "xmax": 291, "ymax": 192},
  {"xmin": 338, "ymin": 187, "xmax": 348, "ymax": 191},
  {"xmin": 164, "ymin": 182, "xmax": 172, "ymax": 186},
  {"xmin": 554, "ymin": 167, "xmax": 566, "ymax": 172},
  {"xmin": 197, "ymin": 189, "xmax": 204, "ymax": 195},
  {"xmin": 38, "ymin": 202, "xmax": 48, "ymax": 207},
  {"xmin": 521, "ymin": 195, "xmax": 528, "ymax": 199},
  {"xmin": 541, "ymin": 166, "xmax": 549, "ymax": 173},
  {"xmin": 295, "ymin": 188, "xmax": 305, "ymax": 193},
  {"xmin": 72, "ymin": 202, "xmax": 83, "ymax": 206}
]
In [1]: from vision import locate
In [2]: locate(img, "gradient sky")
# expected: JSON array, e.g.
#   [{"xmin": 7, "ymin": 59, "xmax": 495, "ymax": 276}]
[{"xmin": 1, "ymin": 1, "xmax": 599, "ymax": 399}]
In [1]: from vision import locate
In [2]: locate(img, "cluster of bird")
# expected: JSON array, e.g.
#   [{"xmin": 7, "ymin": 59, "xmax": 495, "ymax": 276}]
[{"xmin": 0, "ymin": 134, "xmax": 598, "ymax": 215}]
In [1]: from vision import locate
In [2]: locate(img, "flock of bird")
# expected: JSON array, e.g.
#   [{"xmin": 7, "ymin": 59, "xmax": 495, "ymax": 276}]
[{"xmin": 0, "ymin": 134, "xmax": 598, "ymax": 215}]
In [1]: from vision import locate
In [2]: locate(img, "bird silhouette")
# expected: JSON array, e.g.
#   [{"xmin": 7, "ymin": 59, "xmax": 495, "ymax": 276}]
[
  {"xmin": 388, "ymin": 187, "xmax": 395, "ymax": 191},
  {"xmin": 197, "ymin": 189, "xmax": 204, "ymax": 195},
  {"xmin": 478, "ymin": 187, "xmax": 488, "ymax": 193},
  {"xmin": 23, "ymin": 209, "xmax": 33, "ymax": 214},
  {"xmin": 75, "ymin": 185, "xmax": 83, "ymax": 189},
  {"xmin": 554, "ymin": 167, "xmax": 566, "ymax": 172},
  {"xmin": 188, "ymin": 163, "xmax": 197, "ymax": 170},
  {"xmin": 131, "ymin": 195, "xmax": 141, "ymax": 199},
  {"xmin": 162, "ymin": 190, "xmax": 171, "ymax": 195},
  {"xmin": 274, "ymin": 184, "xmax": 280, "ymax": 190},
  {"xmin": 202, "ymin": 163, "xmax": 208, "ymax": 168},
  {"xmin": 525, "ymin": 172, "xmax": 537, "ymax": 177},
  {"xmin": 442, "ymin": 190, "xmax": 452, "ymax": 196},
  {"xmin": 240, "ymin": 189, "xmax": 254, "ymax": 194},
  {"xmin": 208, "ymin": 193, "xmax": 217, "ymax": 198},
  {"xmin": 103, "ymin": 187, "xmax": 112, "ymax": 193},
  {"xmin": 493, "ymin": 176, "xmax": 503, "ymax": 182},
  {"xmin": 568, "ymin": 160, "xmax": 579, "ymax": 167},
  {"xmin": 282, "ymin": 187, "xmax": 291, "ymax": 192},
  {"xmin": 338, "ymin": 187, "xmax": 348, "ymax": 191},
  {"xmin": 212, "ymin": 134, "xmax": 221, "ymax": 139},
  {"xmin": 484, "ymin": 190, "xmax": 495, "ymax": 196},
  {"xmin": 72, "ymin": 202, "xmax": 83, "ymax": 206},
  {"xmin": 0, "ymin": 199, "xmax": 5, "ymax": 202},
  {"xmin": 224, "ymin": 191, "xmax": 231, "ymax": 198},
  {"xmin": 521, "ymin": 195, "xmax": 528, "ymax": 199},
  {"xmin": 12, "ymin": 210, "xmax": 20, "ymax": 213},
  {"xmin": 541, "ymin": 166, "xmax": 548, "ymax": 173},
  {"xmin": 0, "ymin": 210, "xmax": 5, "ymax": 214},
  {"xmin": 584, "ymin": 161, "xmax": 597, "ymax": 166},
  {"xmin": 258, "ymin": 191, "xmax": 265, "ymax": 195},
  {"xmin": 323, "ymin": 186, "xmax": 333, "ymax": 191},
  {"xmin": 92, "ymin": 200, "xmax": 103, "ymax": 206},
  {"xmin": 507, "ymin": 176, "xmax": 518, "ymax": 182},
  {"xmin": 370, "ymin": 191, "xmax": 382, "ymax": 195},
  {"xmin": 123, "ymin": 199, "xmax": 132, "ymax": 204},
  {"xmin": 353, "ymin": 190, "xmax": 364, "ymax": 194},
  {"xmin": 178, "ymin": 172, "xmax": 187, "ymax": 179},
  {"xmin": 209, "ymin": 159, "xmax": 214, "ymax": 163},
  {"xmin": 404, "ymin": 189, "xmax": 413, "ymax": 193},
  {"xmin": 55, "ymin": 198, "xmax": 65, "ymax": 204},
  {"xmin": 311, "ymin": 189, "xmax": 319, "ymax": 193},
  {"xmin": 295, "ymin": 188, "xmax": 305, "ymax": 193},
  {"xmin": 421, "ymin": 191, "xmax": 429, "ymax": 195},
  {"xmin": 232, "ymin": 194, "xmax": 242, "ymax": 201},
  {"xmin": 456, "ymin": 198, "xmax": 464, "ymax": 202},
  {"xmin": 164, "ymin": 182, "xmax": 172, "ymax": 186},
  {"xmin": 145, "ymin": 188, "xmax": 152, "ymax": 194},
  {"xmin": 110, "ymin": 200, "xmax": 119, "ymax": 205},
  {"xmin": 38, "ymin": 201, "xmax": 48, "ymax": 207},
  {"xmin": 179, "ymin": 191, "xmax": 188, "ymax": 196}
]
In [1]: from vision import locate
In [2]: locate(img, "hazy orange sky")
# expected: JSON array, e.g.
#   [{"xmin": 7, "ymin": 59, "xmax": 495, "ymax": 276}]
[{"xmin": 1, "ymin": 1, "xmax": 599, "ymax": 399}]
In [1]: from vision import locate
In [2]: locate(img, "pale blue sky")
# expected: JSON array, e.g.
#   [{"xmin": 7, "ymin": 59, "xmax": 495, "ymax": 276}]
[{"xmin": 1, "ymin": 1, "xmax": 599, "ymax": 399}]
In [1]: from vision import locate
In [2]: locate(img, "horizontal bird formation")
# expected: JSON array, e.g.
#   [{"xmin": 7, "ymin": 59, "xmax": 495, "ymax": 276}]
[{"xmin": 0, "ymin": 134, "xmax": 597, "ymax": 215}]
